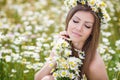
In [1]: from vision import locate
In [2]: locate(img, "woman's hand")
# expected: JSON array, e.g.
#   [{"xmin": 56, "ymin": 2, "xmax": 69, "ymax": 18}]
[
  {"xmin": 59, "ymin": 31, "xmax": 71, "ymax": 41},
  {"xmin": 41, "ymin": 75, "xmax": 54, "ymax": 80}
]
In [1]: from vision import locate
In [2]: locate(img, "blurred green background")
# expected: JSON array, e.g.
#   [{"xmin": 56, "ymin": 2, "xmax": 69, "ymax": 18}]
[{"xmin": 0, "ymin": 0, "xmax": 120, "ymax": 80}]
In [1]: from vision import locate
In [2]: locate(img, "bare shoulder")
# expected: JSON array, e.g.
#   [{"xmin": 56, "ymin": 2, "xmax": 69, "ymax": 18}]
[{"xmin": 87, "ymin": 52, "xmax": 108, "ymax": 80}]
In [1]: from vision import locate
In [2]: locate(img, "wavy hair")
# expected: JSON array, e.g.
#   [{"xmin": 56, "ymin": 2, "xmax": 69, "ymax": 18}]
[{"xmin": 65, "ymin": 4, "xmax": 101, "ymax": 78}]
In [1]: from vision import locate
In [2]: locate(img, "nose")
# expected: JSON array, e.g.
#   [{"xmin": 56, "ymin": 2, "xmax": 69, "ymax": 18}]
[{"xmin": 75, "ymin": 23, "xmax": 83, "ymax": 31}]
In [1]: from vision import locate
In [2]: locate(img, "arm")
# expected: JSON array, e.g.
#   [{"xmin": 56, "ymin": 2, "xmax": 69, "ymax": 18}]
[
  {"xmin": 34, "ymin": 31, "xmax": 68, "ymax": 80},
  {"xmin": 34, "ymin": 52, "xmax": 56, "ymax": 80},
  {"xmin": 87, "ymin": 53, "xmax": 108, "ymax": 80}
]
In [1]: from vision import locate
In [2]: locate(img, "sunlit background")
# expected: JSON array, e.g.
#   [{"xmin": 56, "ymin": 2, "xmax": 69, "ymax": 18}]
[{"xmin": 0, "ymin": 0, "xmax": 120, "ymax": 80}]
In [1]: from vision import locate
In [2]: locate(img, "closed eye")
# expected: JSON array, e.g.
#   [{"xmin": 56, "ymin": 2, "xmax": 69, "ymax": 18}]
[
  {"xmin": 85, "ymin": 25, "xmax": 91, "ymax": 29},
  {"xmin": 73, "ymin": 20, "xmax": 79, "ymax": 23}
]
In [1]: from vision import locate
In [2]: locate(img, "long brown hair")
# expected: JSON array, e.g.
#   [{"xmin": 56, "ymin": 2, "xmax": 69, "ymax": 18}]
[{"xmin": 65, "ymin": 4, "xmax": 101, "ymax": 77}]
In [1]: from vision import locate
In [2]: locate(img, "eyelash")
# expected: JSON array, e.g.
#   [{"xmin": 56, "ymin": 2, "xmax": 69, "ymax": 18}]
[
  {"xmin": 73, "ymin": 20, "xmax": 91, "ymax": 29},
  {"xmin": 73, "ymin": 20, "xmax": 79, "ymax": 23},
  {"xmin": 85, "ymin": 25, "xmax": 91, "ymax": 29}
]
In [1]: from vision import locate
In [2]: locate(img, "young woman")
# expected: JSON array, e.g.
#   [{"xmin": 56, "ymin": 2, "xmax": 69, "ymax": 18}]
[{"xmin": 35, "ymin": 0, "xmax": 109, "ymax": 80}]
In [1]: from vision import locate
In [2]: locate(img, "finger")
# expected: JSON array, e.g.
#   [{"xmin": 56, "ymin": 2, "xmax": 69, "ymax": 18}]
[
  {"xmin": 59, "ymin": 31, "xmax": 68, "ymax": 36},
  {"xmin": 60, "ymin": 36, "xmax": 71, "ymax": 41},
  {"xmin": 59, "ymin": 31, "xmax": 69, "ymax": 38}
]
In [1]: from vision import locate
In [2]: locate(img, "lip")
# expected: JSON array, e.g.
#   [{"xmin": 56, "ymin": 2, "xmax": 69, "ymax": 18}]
[{"xmin": 72, "ymin": 31, "xmax": 82, "ymax": 37}]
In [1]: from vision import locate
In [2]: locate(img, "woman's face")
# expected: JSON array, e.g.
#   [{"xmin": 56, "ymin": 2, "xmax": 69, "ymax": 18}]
[{"xmin": 67, "ymin": 11, "xmax": 94, "ymax": 43}]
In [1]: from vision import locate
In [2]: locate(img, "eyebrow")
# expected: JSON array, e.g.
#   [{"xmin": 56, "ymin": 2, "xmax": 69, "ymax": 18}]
[{"xmin": 74, "ymin": 16, "xmax": 94, "ymax": 24}]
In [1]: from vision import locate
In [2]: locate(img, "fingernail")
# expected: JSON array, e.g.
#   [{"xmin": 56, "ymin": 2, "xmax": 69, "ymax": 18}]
[{"xmin": 67, "ymin": 38, "xmax": 71, "ymax": 41}]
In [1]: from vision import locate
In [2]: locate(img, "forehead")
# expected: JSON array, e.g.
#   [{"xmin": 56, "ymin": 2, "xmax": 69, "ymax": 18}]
[{"xmin": 73, "ymin": 11, "xmax": 94, "ymax": 23}]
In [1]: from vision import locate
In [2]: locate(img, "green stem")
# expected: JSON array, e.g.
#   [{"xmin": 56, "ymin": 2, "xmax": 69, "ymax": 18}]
[{"xmin": 116, "ymin": 72, "xmax": 120, "ymax": 80}]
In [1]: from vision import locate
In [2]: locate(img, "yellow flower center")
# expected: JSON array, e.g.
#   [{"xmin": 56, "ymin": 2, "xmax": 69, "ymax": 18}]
[
  {"xmin": 81, "ymin": 1, "xmax": 85, "ymax": 4},
  {"xmin": 53, "ymin": 73, "xmax": 58, "ymax": 77},
  {"xmin": 90, "ymin": 0, "xmax": 95, "ymax": 5},
  {"xmin": 100, "ymin": 1, "xmax": 106, "ymax": 7},
  {"xmin": 62, "ymin": 71, "xmax": 66, "ymax": 76},
  {"xmin": 49, "ymin": 63, "xmax": 54, "ymax": 67}
]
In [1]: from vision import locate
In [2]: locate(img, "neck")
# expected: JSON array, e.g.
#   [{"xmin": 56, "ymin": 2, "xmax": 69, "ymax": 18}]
[{"xmin": 72, "ymin": 41, "xmax": 85, "ymax": 50}]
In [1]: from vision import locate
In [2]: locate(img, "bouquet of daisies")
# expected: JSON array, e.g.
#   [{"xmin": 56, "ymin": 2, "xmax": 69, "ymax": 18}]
[{"xmin": 45, "ymin": 36, "xmax": 85, "ymax": 80}]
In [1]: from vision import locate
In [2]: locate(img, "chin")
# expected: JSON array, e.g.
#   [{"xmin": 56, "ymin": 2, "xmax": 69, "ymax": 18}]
[
  {"xmin": 70, "ymin": 37, "xmax": 81, "ymax": 43},
  {"xmin": 70, "ymin": 36, "xmax": 86, "ymax": 43}
]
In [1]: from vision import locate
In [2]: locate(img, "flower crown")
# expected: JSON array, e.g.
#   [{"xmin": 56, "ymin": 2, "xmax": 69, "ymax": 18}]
[{"xmin": 64, "ymin": 0, "xmax": 111, "ymax": 24}]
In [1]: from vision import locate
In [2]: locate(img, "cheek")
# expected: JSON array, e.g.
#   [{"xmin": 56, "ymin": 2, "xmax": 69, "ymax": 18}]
[
  {"xmin": 67, "ymin": 21, "xmax": 74, "ymax": 32},
  {"xmin": 84, "ymin": 30, "xmax": 92, "ymax": 38}
]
